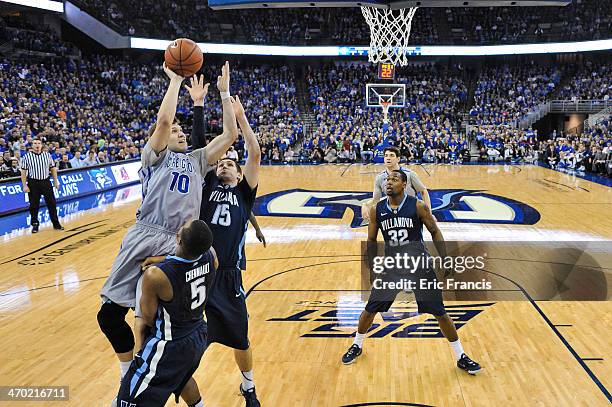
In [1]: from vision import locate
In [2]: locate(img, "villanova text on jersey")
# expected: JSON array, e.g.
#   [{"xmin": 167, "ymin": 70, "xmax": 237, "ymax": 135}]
[{"xmin": 209, "ymin": 189, "xmax": 239, "ymax": 206}]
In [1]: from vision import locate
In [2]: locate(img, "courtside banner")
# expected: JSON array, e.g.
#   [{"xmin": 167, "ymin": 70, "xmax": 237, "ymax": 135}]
[{"xmin": 0, "ymin": 160, "xmax": 141, "ymax": 216}]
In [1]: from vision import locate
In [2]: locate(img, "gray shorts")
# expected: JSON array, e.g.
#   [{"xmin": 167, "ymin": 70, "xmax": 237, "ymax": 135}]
[{"xmin": 100, "ymin": 222, "xmax": 176, "ymax": 308}]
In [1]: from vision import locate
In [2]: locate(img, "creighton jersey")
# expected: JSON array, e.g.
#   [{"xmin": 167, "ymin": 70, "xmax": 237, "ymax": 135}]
[
  {"xmin": 376, "ymin": 194, "xmax": 424, "ymax": 249},
  {"xmin": 155, "ymin": 250, "xmax": 217, "ymax": 340},
  {"xmin": 374, "ymin": 166, "xmax": 426, "ymax": 199},
  {"xmin": 137, "ymin": 142, "xmax": 212, "ymax": 232},
  {"xmin": 200, "ymin": 171, "xmax": 257, "ymax": 270}
]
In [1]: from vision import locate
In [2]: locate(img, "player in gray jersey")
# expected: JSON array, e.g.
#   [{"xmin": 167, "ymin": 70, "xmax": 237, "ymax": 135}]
[
  {"xmin": 98, "ymin": 62, "xmax": 239, "ymax": 387},
  {"xmin": 361, "ymin": 146, "xmax": 430, "ymax": 224}
]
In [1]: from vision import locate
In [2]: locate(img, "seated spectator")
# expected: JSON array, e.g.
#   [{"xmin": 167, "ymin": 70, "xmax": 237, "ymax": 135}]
[
  {"xmin": 83, "ymin": 150, "xmax": 100, "ymax": 167},
  {"xmin": 226, "ymin": 146, "xmax": 239, "ymax": 161},
  {"xmin": 58, "ymin": 154, "xmax": 72, "ymax": 170},
  {"xmin": 324, "ymin": 146, "xmax": 337, "ymax": 164},
  {"xmin": 70, "ymin": 152, "xmax": 85, "ymax": 169}
]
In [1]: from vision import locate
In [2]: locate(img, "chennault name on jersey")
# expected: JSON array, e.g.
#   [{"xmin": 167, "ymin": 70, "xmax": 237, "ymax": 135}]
[
  {"xmin": 185, "ymin": 263, "xmax": 210, "ymax": 282},
  {"xmin": 253, "ymin": 188, "xmax": 541, "ymax": 227},
  {"xmin": 267, "ymin": 301, "xmax": 495, "ymax": 338}
]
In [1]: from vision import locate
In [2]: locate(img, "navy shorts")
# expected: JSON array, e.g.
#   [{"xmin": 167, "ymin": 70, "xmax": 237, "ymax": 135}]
[
  {"xmin": 205, "ymin": 267, "xmax": 250, "ymax": 350},
  {"xmin": 365, "ymin": 267, "xmax": 446, "ymax": 317},
  {"xmin": 116, "ymin": 326, "xmax": 208, "ymax": 406}
]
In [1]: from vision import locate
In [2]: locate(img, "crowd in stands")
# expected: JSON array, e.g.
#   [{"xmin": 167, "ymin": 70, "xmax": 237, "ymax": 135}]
[
  {"xmin": 445, "ymin": 0, "xmax": 610, "ymax": 45},
  {"xmin": 541, "ymin": 115, "xmax": 612, "ymax": 176},
  {"xmin": 0, "ymin": 54, "xmax": 303, "ymax": 178},
  {"xmin": 470, "ymin": 63, "xmax": 562, "ymax": 126},
  {"xmin": 297, "ymin": 62, "xmax": 469, "ymax": 164},
  {"xmin": 72, "ymin": 0, "xmax": 213, "ymax": 41},
  {"xmin": 558, "ymin": 61, "xmax": 612, "ymax": 100},
  {"xmin": 0, "ymin": 21, "xmax": 609, "ymax": 178},
  {"xmin": 0, "ymin": 15, "xmax": 77, "ymax": 56},
  {"xmin": 68, "ymin": 0, "xmax": 609, "ymax": 46}
]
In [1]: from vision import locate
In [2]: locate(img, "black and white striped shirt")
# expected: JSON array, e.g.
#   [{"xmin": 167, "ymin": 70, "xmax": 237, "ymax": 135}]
[{"xmin": 20, "ymin": 151, "xmax": 55, "ymax": 180}]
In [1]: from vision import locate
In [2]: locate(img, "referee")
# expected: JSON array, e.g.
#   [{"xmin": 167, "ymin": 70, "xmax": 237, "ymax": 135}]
[{"xmin": 20, "ymin": 138, "xmax": 63, "ymax": 233}]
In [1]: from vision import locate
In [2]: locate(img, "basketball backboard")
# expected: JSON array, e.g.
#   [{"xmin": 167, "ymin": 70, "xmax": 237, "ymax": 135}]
[
  {"xmin": 209, "ymin": 0, "xmax": 570, "ymax": 10},
  {"xmin": 366, "ymin": 83, "xmax": 405, "ymax": 108}
]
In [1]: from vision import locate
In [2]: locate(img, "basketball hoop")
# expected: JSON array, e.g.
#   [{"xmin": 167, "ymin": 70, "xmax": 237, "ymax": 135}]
[{"xmin": 361, "ymin": 6, "xmax": 418, "ymax": 67}]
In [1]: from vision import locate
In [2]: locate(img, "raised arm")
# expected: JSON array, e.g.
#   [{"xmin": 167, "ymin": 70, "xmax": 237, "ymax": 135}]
[
  {"xmin": 149, "ymin": 64, "xmax": 184, "ymax": 154},
  {"xmin": 185, "ymin": 75, "xmax": 209, "ymax": 150},
  {"xmin": 234, "ymin": 96, "xmax": 260, "ymax": 189},
  {"xmin": 201, "ymin": 62, "xmax": 238, "ymax": 164}
]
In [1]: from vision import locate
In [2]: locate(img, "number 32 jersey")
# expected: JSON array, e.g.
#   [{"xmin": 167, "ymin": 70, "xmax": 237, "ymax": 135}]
[
  {"xmin": 200, "ymin": 170, "xmax": 257, "ymax": 270},
  {"xmin": 376, "ymin": 194, "xmax": 424, "ymax": 249}
]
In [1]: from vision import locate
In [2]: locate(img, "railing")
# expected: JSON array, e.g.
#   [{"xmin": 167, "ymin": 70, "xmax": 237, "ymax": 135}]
[
  {"xmin": 519, "ymin": 101, "xmax": 551, "ymax": 129},
  {"xmin": 549, "ymin": 100, "xmax": 612, "ymax": 113},
  {"xmin": 585, "ymin": 106, "xmax": 612, "ymax": 129}
]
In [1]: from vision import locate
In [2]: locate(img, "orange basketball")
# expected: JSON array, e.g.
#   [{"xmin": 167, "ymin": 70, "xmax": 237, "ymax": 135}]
[{"xmin": 164, "ymin": 38, "xmax": 203, "ymax": 77}]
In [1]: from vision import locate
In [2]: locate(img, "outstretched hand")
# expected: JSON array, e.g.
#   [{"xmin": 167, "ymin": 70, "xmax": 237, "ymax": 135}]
[
  {"xmin": 185, "ymin": 75, "xmax": 210, "ymax": 105},
  {"xmin": 231, "ymin": 95, "xmax": 245, "ymax": 118},
  {"xmin": 162, "ymin": 63, "xmax": 183, "ymax": 82},
  {"xmin": 217, "ymin": 61, "xmax": 230, "ymax": 93}
]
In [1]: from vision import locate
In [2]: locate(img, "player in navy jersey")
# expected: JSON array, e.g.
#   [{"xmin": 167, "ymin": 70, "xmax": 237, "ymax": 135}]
[
  {"xmin": 341, "ymin": 170, "xmax": 482, "ymax": 375},
  {"xmin": 116, "ymin": 219, "xmax": 218, "ymax": 407},
  {"xmin": 199, "ymin": 96, "xmax": 262, "ymax": 407}
]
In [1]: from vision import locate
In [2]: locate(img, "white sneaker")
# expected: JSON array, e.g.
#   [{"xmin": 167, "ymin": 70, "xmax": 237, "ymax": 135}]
[{"xmin": 109, "ymin": 397, "xmax": 117, "ymax": 407}]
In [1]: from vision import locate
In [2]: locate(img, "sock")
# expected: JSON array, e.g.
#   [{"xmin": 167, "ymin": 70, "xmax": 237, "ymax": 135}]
[
  {"xmin": 119, "ymin": 360, "xmax": 132, "ymax": 379},
  {"xmin": 188, "ymin": 398, "xmax": 203, "ymax": 407},
  {"xmin": 241, "ymin": 370, "xmax": 255, "ymax": 391},
  {"xmin": 353, "ymin": 332, "xmax": 365, "ymax": 348},
  {"xmin": 449, "ymin": 340, "xmax": 464, "ymax": 361}
]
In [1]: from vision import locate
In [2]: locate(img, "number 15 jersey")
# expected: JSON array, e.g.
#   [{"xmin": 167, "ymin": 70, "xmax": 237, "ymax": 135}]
[{"xmin": 199, "ymin": 170, "xmax": 257, "ymax": 270}]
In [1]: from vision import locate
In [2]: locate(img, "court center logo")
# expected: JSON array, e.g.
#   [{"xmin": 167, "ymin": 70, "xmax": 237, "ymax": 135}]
[
  {"xmin": 268, "ymin": 301, "xmax": 494, "ymax": 338},
  {"xmin": 253, "ymin": 189, "xmax": 540, "ymax": 227}
]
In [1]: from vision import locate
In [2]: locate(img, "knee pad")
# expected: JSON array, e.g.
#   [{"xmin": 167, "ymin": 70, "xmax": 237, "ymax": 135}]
[{"xmin": 97, "ymin": 301, "xmax": 135, "ymax": 354}]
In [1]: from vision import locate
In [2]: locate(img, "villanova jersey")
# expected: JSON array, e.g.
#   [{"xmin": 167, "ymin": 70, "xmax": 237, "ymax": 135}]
[
  {"xmin": 376, "ymin": 194, "xmax": 424, "ymax": 251},
  {"xmin": 200, "ymin": 171, "xmax": 257, "ymax": 270},
  {"xmin": 154, "ymin": 250, "xmax": 217, "ymax": 340},
  {"xmin": 137, "ymin": 142, "xmax": 212, "ymax": 232}
]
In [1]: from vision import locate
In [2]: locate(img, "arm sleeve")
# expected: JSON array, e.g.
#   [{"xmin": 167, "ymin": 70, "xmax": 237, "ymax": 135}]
[
  {"xmin": 191, "ymin": 105, "xmax": 207, "ymax": 150},
  {"xmin": 141, "ymin": 142, "xmax": 168, "ymax": 167},
  {"xmin": 20, "ymin": 156, "xmax": 27, "ymax": 171}
]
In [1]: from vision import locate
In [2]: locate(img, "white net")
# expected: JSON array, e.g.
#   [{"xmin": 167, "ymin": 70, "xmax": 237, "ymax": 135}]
[{"xmin": 360, "ymin": 6, "xmax": 418, "ymax": 67}]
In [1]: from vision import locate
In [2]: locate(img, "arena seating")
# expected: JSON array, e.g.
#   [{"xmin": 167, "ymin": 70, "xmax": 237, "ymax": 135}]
[{"xmin": 70, "ymin": 0, "xmax": 610, "ymax": 46}]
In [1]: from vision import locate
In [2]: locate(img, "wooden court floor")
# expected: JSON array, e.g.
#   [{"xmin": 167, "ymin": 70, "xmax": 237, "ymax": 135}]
[{"xmin": 0, "ymin": 164, "xmax": 610, "ymax": 406}]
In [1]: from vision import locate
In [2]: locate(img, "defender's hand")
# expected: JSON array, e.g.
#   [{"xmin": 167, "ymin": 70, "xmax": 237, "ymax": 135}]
[
  {"xmin": 217, "ymin": 61, "xmax": 230, "ymax": 93},
  {"xmin": 185, "ymin": 75, "xmax": 209, "ymax": 104}
]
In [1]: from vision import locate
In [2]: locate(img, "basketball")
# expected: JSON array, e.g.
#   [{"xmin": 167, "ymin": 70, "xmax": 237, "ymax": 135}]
[{"xmin": 164, "ymin": 38, "xmax": 203, "ymax": 77}]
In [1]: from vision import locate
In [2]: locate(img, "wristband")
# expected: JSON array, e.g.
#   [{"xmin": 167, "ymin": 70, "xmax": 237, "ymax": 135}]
[{"xmin": 220, "ymin": 91, "xmax": 231, "ymax": 101}]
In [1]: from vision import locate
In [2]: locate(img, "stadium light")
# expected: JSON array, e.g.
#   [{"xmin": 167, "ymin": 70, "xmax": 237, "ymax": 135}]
[
  {"xmin": 0, "ymin": 0, "xmax": 64, "ymax": 12},
  {"xmin": 130, "ymin": 37, "xmax": 612, "ymax": 57}
]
